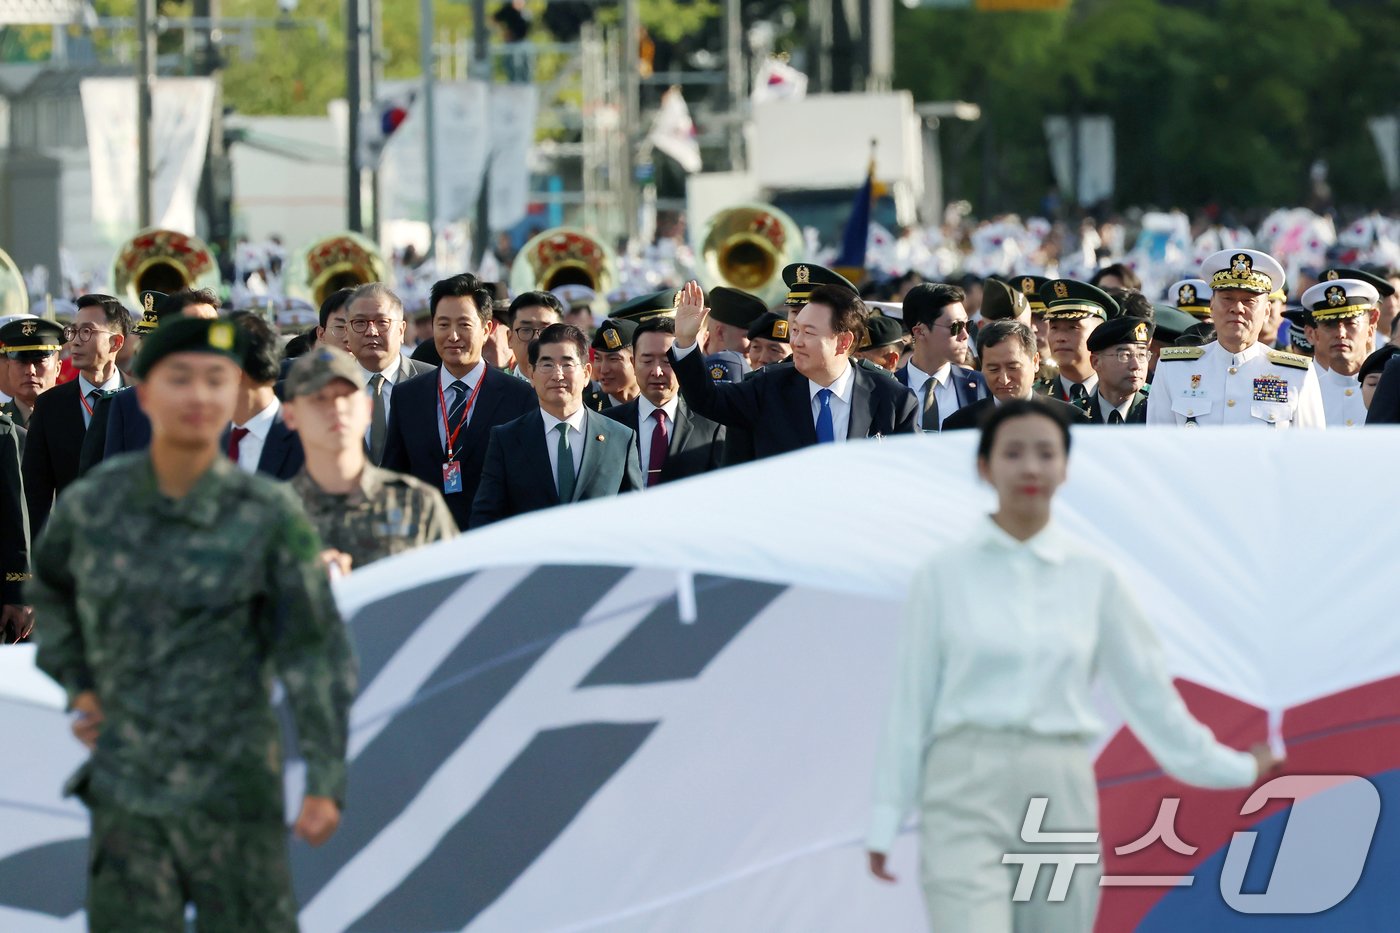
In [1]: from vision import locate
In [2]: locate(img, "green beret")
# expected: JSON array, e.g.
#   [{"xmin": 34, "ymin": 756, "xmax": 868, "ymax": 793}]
[
  {"xmin": 707, "ymin": 286, "xmax": 768, "ymax": 330},
  {"xmin": 1086, "ymin": 316, "xmax": 1154, "ymax": 352},
  {"xmin": 591, "ymin": 317, "xmax": 638, "ymax": 352},
  {"xmin": 133, "ymin": 317, "xmax": 246, "ymax": 378},
  {"xmin": 746, "ymin": 311, "xmax": 789, "ymax": 343},
  {"xmin": 611, "ymin": 289, "xmax": 677, "ymax": 323},
  {"xmin": 861, "ymin": 314, "xmax": 905, "ymax": 349}
]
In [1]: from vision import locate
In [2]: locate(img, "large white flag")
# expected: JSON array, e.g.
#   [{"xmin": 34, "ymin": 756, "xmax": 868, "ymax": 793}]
[{"xmin": 487, "ymin": 83, "xmax": 539, "ymax": 231}]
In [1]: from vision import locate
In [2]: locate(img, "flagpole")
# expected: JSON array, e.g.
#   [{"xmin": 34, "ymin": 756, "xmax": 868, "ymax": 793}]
[{"xmin": 420, "ymin": 0, "xmax": 438, "ymax": 259}]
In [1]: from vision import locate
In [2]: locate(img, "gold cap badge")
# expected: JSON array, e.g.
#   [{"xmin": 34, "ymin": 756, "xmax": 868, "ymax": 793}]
[
  {"xmin": 773, "ymin": 319, "xmax": 789, "ymax": 339},
  {"xmin": 1325, "ymin": 285, "xmax": 1346, "ymax": 307},
  {"xmin": 1133, "ymin": 322, "xmax": 1148, "ymax": 342},
  {"xmin": 602, "ymin": 328, "xmax": 622, "ymax": 350},
  {"xmin": 795, "ymin": 265, "xmax": 810, "ymax": 284},
  {"xmin": 1053, "ymin": 281, "xmax": 1069, "ymax": 299},
  {"xmin": 208, "ymin": 322, "xmax": 235, "ymax": 350},
  {"xmin": 1179, "ymin": 284, "xmax": 1196, "ymax": 305},
  {"xmin": 1326, "ymin": 269, "xmax": 1340, "ymax": 280}
]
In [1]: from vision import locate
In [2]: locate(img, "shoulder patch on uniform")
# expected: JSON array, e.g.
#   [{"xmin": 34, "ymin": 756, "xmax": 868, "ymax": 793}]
[
  {"xmin": 1266, "ymin": 349, "xmax": 1311, "ymax": 370},
  {"xmin": 1158, "ymin": 346, "xmax": 1205, "ymax": 361}
]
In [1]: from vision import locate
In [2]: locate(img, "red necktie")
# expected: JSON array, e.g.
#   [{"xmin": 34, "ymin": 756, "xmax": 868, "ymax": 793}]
[
  {"xmin": 227, "ymin": 426, "xmax": 250, "ymax": 463},
  {"xmin": 647, "ymin": 409, "xmax": 669, "ymax": 487}
]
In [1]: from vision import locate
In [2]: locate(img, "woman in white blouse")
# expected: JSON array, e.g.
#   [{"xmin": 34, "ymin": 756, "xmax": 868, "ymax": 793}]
[{"xmin": 866, "ymin": 398, "xmax": 1282, "ymax": 932}]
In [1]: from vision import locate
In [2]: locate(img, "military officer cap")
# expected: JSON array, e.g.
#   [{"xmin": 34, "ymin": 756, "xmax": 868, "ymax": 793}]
[
  {"xmin": 610, "ymin": 289, "xmax": 676, "ymax": 324},
  {"xmin": 707, "ymin": 286, "xmax": 768, "ymax": 330},
  {"xmin": 1039, "ymin": 279, "xmax": 1120, "ymax": 321},
  {"xmin": 861, "ymin": 314, "xmax": 904, "ymax": 350},
  {"xmin": 136, "ymin": 290, "xmax": 167, "ymax": 335},
  {"xmin": 1200, "ymin": 248, "xmax": 1285, "ymax": 295},
  {"xmin": 781, "ymin": 263, "xmax": 857, "ymax": 307},
  {"xmin": 1359, "ymin": 344, "xmax": 1399, "ymax": 384},
  {"xmin": 1150, "ymin": 303, "xmax": 1199, "ymax": 343},
  {"xmin": 591, "ymin": 317, "xmax": 637, "ymax": 353},
  {"xmin": 284, "ymin": 345, "xmax": 364, "ymax": 399},
  {"xmin": 1166, "ymin": 278, "xmax": 1212, "ymax": 318},
  {"xmin": 1013, "ymin": 274, "xmax": 1051, "ymax": 312},
  {"xmin": 980, "ymin": 278, "xmax": 1030, "ymax": 321},
  {"xmin": 133, "ymin": 316, "xmax": 247, "ymax": 379},
  {"xmin": 705, "ymin": 350, "xmax": 745, "ymax": 384},
  {"xmin": 1086, "ymin": 316, "xmax": 1153, "ymax": 353},
  {"xmin": 746, "ymin": 311, "xmax": 790, "ymax": 343},
  {"xmin": 0, "ymin": 317, "xmax": 64, "ymax": 360},
  {"xmin": 1300, "ymin": 278, "xmax": 1380, "ymax": 322},
  {"xmin": 1320, "ymin": 266, "xmax": 1395, "ymax": 298},
  {"xmin": 550, "ymin": 283, "xmax": 596, "ymax": 313}
]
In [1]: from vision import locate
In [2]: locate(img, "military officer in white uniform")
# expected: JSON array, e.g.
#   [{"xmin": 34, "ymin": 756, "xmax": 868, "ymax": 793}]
[
  {"xmin": 1147, "ymin": 249, "xmax": 1325, "ymax": 428},
  {"xmin": 1301, "ymin": 277, "xmax": 1380, "ymax": 428},
  {"xmin": 1166, "ymin": 278, "xmax": 1213, "ymax": 320}
]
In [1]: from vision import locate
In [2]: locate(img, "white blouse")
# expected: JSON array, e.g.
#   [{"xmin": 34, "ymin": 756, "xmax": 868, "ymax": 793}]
[{"xmin": 867, "ymin": 516, "xmax": 1257, "ymax": 854}]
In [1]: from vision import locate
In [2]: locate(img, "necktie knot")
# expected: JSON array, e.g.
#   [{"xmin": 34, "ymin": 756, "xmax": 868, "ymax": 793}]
[
  {"xmin": 369, "ymin": 373, "xmax": 386, "ymax": 395},
  {"xmin": 651, "ymin": 408, "xmax": 667, "ymax": 425},
  {"xmin": 227, "ymin": 426, "xmax": 251, "ymax": 463},
  {"xmin": 1108, "ymin": 409, "xmax": 1124, "ymax": 425},
  {"xmin": 1070, "ymin": 382, "xmax": 1087, "ymax": 401},
  {"xmin": 818, "ymin": 388, "xmax": 833, "ymax": 406}
]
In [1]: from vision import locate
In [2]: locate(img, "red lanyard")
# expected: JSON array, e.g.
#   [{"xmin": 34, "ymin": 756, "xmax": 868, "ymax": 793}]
[{"xmin": 438, "ymin": 373, "xmax": 485, "ymax": 459}]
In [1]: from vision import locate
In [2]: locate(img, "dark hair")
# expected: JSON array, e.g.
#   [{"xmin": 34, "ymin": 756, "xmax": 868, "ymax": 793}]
[
  {"xmin": 1090, "ymin": 263, "xmax": 1141, "ymax": 291},
  {"xmin": 632, "ymin": 315, "xmax": 676, "ymax": 348},
  {"xmin": 1104, "ymin": 287, "xmax": 1154, "ymax": 321},
  {"xmin": 318, "ymin": 287, "xmax": 355, "ymax": 329},
  {"xmin": 284, "ymin": 329, "xmax": 314, "ymax": 360},
  {"xmin": 228, "ymin": 311, "xmax": 282, "ymax": 383},
  {"xmin": 492, "ymin": 2, "xmax": 530, "ymax": 40},
  {"xmin": 508, "ymin": 290, "xmax": 565, "ymax": 326},
  {"xmin": 976, "ymin": 397, "xmax": 1072, "ymax": 462},
  {"xmin": 528, "ymin": 322, "xmax": 588, "ymax": 366},
  {"xmin": 977, "ymin": 319, "xmax": 1037, "ymax": 358},
  {"xmin": 76, "ymin": 293, "xmax": 133, "ymax": 337},
  {"xmin": 165, "ymin": 288, "xmax": 221, "ymax": 320},
  {"xmin": 903, "ymin": 283, "xmax": 966, "ymax": 331},
  {"xmin": 804, "ymin": 284, "xmax": 868, "ymax": 351},
  {"xmin": 430, "ymin": 273, "xmax": 493, "ymax": 323}
]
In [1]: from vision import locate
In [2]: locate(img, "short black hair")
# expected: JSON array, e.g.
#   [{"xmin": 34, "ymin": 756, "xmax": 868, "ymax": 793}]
[
  {"xmin": 318, "ymin": 287, "xmax": 355, "ymax": 329},
  {"xmin": 976, "ymin": 397, "xmax": 1072, "ymax": 462},
  {"xmin": 430, "ymin": 273, "xmax": 493, "ymax": 323},
  {"xmin": 632, "ymin": 315, "xmax": 676, "ymax": 348},
  {"xmin": 1104, "ymin": 287, "xmax": 1154, "ymax": 321},
  {"xmin": 165, "ymin": 288, "xmax": 221, "ymax": 320},
  {"xmin": 528, "ymin": 322, "xmax": 588, "ymax": 366},
  {"xmin": 903, "ymin": 282, "xmax": 966, "ymax": 331},
  {"xmin": 228, "ymin": 311, "xmax": 282, "ymax": 384},
  {"xmin": 1090, "ymin": 263, "xmax": 1141, "ymax": 291},
  {"xmin": 508, "ymin": 291, "xmax": 565, "ymax": 326},
  {"xmin": 77, "ymin": 293, "xmax": 133, "ymax": 337},
  {"xmin": 977, "ymin": 319, "xmax": 1036, "ymax": 358},
  {"xmin": 284, "ymin": 329, "xmax": 314, "ymax": 360}
]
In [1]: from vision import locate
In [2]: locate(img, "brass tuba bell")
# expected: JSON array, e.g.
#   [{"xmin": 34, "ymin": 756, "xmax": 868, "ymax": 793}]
[
  {"xmin": 0, "ymin": 246, "xmax": 28, "ymax": 316},
  {"xmin": 696, "ymin": 203, "xmax": 802, "ymax": 308},
  {"xmin": 289, "ymin": 232, "xmax": 390, "ymax": 307},
  {"xmin": 111, "ymin": 228, "xmax": 221, "ymax": 308},
  {"xmin": 510, "ymin": 228, "xmax": 616, "ymax": 297}
]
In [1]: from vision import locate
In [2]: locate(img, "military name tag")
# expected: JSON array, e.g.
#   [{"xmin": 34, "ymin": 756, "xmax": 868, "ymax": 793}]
[
  {"xmin": 1179, "ymin": 388, "xmax": 1208, "ymax": 398},
  {"xmin": 1253, "ymin": 376, "xmax": 1289, "ymax": 403},
  {"xmin": 442, "ymin": 460, "xmax": 462, "ymax": 494}
]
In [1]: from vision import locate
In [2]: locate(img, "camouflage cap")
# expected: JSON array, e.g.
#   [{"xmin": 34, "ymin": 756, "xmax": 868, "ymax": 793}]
[
  {"xmin": 132, "ymin": 316, "xmax": 246, "ymax": 378},
  {"xmin": 285, "ymin": 345, "xmax": 365, "ymax": 399}
]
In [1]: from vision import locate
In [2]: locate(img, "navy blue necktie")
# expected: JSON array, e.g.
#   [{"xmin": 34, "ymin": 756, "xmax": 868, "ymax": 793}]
[{"xmin": 815, "ymin": 388, "xmax": 835, "ymax": 443}]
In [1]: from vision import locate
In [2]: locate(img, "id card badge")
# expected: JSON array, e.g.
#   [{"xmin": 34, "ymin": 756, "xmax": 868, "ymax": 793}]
[{"xmin": 442, "ymin": 460, "xmax": 462, "ymax": 494}]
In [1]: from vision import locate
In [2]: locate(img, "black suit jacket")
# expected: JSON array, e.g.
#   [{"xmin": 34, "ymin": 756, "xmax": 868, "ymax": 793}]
[
  {"xmin": 468, "ymin": 408, "xmax": 642, "ymax": 528},
  {"xmin": 23, "ymin": 376, "xmax": 124, "ymax": 537},
  {"xmin": 671, "ymin": 346, "xmax": 918, "ymax": 459},
  {"xmin": 382, "ymin": 365, "xmax": 539, "ymax": 529},
  {"xmin": 601, "ymin": 396, "xmax": 726, "ymax": 484},
  {"xmin": 0, "ymin": 414, "xmax": 28, "ymax": 607},
  {"xmin": 1366, "ymin": 356, "xmax": 1400, "ymax": 424},
  {"xmin": 941, "ymin": 395, "xmax": 1093, "ymax": 431},
  {"xmin": 895, "ymin": 363, "xmax": 990, "ymax": 427},
  {"xmin": 254, "ymin": 408, "xmax": 305, "ymax": 480},
  {"xmin": 1084, "ymin": 390, "xmax": 1148, "ymax": 425}
]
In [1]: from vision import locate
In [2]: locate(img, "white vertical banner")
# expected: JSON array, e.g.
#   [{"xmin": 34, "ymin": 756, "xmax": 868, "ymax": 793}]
[
  {"xmin": 79, "ymin": 77, "xmax": 215, "ymax": 237},
  {"xmin": 1043, "ymin": 114, "xmax": 1115, "ymax": 207},
  {"xmin": 487, "ymin": 83, "xmax": 539, "ymax": 232},
  {"xmin": 1367, "ymin": 116, "xmax": 1399, "ymax": 192},
  {"xmin": 379, "ymin": 80, "xmax": 490, "ymax": 226}
]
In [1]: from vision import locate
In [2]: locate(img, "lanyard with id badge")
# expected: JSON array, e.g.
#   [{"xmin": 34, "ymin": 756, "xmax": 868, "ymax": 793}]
[{"xmin": 439, "ymin": 375, "xmax": 484, "ymax": 493}]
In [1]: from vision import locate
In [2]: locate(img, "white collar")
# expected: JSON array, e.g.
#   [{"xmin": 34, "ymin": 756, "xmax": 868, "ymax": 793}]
[
  {"xmin": 439, "ymin": 360, "xmax": 486, "ymax": 393},
  {"xmin": 638, "ymin": 394, "xmax": 680, "ymax": 424},
  {"xmin": 1211, "ymin": 340, "xmax": 1266, "ymax": 366},
  {"xmin": 78, "ymin": 372, "xmax": 122, "ymax": 395},
  {"xmin": 1096, "ymin": 392, "xmax": 1131, "ymax": 420},
  {"xmin": 976, "ymin": 515, "xmax": 1066, "ymax": 565},
  {"xmin": 907, "ymin": 359, "xmax": 952, "ymax": 387},
  {"xmin": 541, "ymin": 407, "xmax": 587, "ymax": 435},
  {"xmin": 360, "ymin": 360, "xmax": 400, "ymax": 386},
  {"xmin": 235, "ymin": 396, "xmax": 280, "ymax": 439},
  {"xmin": 809, "ymin": 361, "xmax": 856, "ymax": 403}
]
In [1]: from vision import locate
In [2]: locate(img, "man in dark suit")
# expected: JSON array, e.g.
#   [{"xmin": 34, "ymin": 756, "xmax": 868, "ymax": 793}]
[
  {"xmin": 669, "ymin": 280, "xmax": 919, "ymax": 459},
  {"xmin": 23, "ymin": 296, "xmax": 131, "ymax": 536},
  {"xmin": 226, "ymin": 313, "xmax": 304, "ymax": 480},
  {"xmin": 0, "ymin": 410, "xmax": 30, "ymax": 642},
  {"xmin": 469, "ymin": 323, "xmax": 642, "ymax": 528},
  {"xmin": 894, "ymin": 282, "xmax": 988, "ymax": 432},
  {"xmin": 383, "ymin": 274, "xmax": 538, "ymax": 529},
  {"xmin": 603, "ymin": 316, "xmax": 725, "ymax": 485},
  {"xmin": 943, "ymin": 320, "xmax": 1091, "ymax": 430},
  {"xmin": 1085, "ymin": 316, "xmax": 1152, "ymax": 425},
  {"xmin": 344, "ymin": 283, "xmax": 434, "ymax": 465}
]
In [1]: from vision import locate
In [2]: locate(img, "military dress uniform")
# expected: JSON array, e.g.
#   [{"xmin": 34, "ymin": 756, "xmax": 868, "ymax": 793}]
[
  {"xmin": 1147, "ymin": 250, "xmax": 1326, "ymax": 428},
  {"xmin": 28, "ymin": 319, "xmax": 357, "ymax": 933},
  {"xmin": 1301, "ymin": 277, "xmax": 1382, "ymax": 428},
  {"xmin": 0, "ymin": 410, "xmax": 28, "ymax": 631},
  {"xmin": 291, "ymin": 464, "xmax": 457, "ymax": 569}
]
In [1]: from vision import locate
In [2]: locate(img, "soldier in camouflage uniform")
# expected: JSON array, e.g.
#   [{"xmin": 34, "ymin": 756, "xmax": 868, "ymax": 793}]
[
  {"xmin": 28, "ymin": 317, "xmax": 356, "ymax": 933},
  {"xmin": 283, "ymin": 346, "xmax": 457, "ymax": 571}
]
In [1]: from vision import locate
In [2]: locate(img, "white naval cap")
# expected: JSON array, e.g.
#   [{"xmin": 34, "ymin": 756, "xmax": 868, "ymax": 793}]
[{"xmin": 1198, "ymin": 249, "xmax": 1285, "ymax": 295}]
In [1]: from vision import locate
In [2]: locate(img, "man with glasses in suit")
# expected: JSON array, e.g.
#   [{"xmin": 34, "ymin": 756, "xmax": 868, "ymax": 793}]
[
  {"xmin": 503, "ymin": 291, "xmax": 565, "ymax": 381},
  {"xmin": 343, "ymin": 283, "xmax": 434, "ymax": 465}
]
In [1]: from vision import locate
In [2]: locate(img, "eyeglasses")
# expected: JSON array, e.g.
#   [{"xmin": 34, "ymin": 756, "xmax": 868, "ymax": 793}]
[
  {"xmin": 63, "ymin": 324, "xmax": 116, "ymax": 343},
  {"xmin": 513, "ymin": 324, "xmax": 549, "ymax": 341},
  {"xmin": 535, "ymin": 359, "xmax": 582, "ymax": 374},
  {"xmin": 327, "ymin": 323, "xmax": 349, "ymax": 336},
  {"xmin": 1111, "ymin": 348, "xmax": 1151, "ymax": 364},
  {"xmin": 932, "ymin": 320, "xmax": 969, "ymax": 336},
  {"xmin": 348, "ymin": 317, "xmax": 400, "ymax": 334}
]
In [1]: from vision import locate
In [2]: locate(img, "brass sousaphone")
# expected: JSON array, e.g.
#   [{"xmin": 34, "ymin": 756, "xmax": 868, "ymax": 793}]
[
  {"xmin": 509, "ymin": 228, "xmax": 617, "ymax": 297},
  {"xmin": 696, "ymin": 203, "xmax": 802, "ymax": 308},
  {"xmin": 111, "ymin": 228, "xmax": 221, "ymax": 308},
  {"xmin": 288, "ymin": 232, "xmax": 391, "ymax": 306}
]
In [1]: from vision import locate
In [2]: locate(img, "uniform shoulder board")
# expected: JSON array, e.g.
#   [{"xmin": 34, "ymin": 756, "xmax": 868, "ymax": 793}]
[
  {"xmin": 1158, "ymin": 346, "xmax": 1205, "ymax": 361},
  {"xmin": 1266, "ymin": 349, "xmax": 1311, "ymax": 370}
]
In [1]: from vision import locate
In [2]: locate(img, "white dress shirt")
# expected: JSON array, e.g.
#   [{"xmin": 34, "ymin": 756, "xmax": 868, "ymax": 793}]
[
  {"xmin": 906, "ymin": 360, "xmax": 962, "ymax": 423},
  {"xmin": 808, "ymin": 362, "xmax": 855, "ymax": 442},
  {"xmin": 1094, "ymin": 392, "xmax": 1132, "ymax": 423},
  {"xmin": 360, "ymin": 360, "xmax": 402, "ymax": 445},
  {"xmin": 437, "ymin": 361, "xmax": 486, "ymax": 450},
  {"xmin": 1146, "ymin": 340, "xmax": 1326, "ymax": 428},
  {"xmin": 1315, "ymin": 364, "xmax": 1367, "ymax": 428},
  {"xmin": 230, "ymin": 397, "xmax": 280, "ymax": 474},
  {"xmin": 867, "ymin": 517, "xmax": 1257, "ymax": 854},
  {"xmin": 77, "ymin": 373, "xmax": 123, "ymax": 427},
  {"xmin": 541, "ymin": 407, "xmax": 587, "ymax": 491},
  {"xmin": 637, "ymin": 395, "xmax": 680, "ymax": 478}
]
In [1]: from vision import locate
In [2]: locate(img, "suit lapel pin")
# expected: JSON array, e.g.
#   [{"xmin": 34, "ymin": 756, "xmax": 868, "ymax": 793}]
[{"xmin": 596, "ymin": 434, "xmax": 605, "ymax": 442}]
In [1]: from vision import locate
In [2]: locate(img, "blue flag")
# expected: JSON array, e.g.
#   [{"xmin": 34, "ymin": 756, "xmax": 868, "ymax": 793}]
[{"xmin": 835, "ymin": 159, "xmax": 874, "ymax": 271}]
